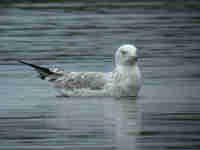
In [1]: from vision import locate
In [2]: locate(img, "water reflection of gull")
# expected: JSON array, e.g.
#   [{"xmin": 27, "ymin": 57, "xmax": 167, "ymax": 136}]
[
  {"xmin": 18, "ymin": 44, "xmax": 142, "ymax": 97},
  {"xmin": 45, "ymin": 97, "xmax": 138, "ymax": 150},
  {"xmin": 103, "ymin": 97, "xmax": 138, "ymax": 150}
]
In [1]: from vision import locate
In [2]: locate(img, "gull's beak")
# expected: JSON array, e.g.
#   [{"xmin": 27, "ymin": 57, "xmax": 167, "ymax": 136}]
[
  {"xmin": 133, "ymin": 56, "xmax": 138, "ymax": 62},
  {"xmin": 127, "ymin": 56, "xmax": 138, "ymax": 65}
]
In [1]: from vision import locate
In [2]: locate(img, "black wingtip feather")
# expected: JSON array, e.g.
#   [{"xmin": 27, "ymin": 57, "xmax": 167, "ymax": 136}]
[{"xmin": 17, "ymin": 60, "xmax": 54, "ymax": 79}]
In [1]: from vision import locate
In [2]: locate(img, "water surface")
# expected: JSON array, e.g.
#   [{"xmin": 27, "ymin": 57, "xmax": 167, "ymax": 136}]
[{"xmin": 0, "ymin": 1, "xmax": 200, "ymax": 150}]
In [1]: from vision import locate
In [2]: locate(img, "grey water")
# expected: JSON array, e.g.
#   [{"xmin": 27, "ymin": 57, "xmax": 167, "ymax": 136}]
[{"xmin": 0, "ymin": 1, "xmax": 200, "ymax": 150}]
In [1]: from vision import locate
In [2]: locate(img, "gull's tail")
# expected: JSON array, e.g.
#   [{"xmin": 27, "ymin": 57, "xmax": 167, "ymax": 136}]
[{"xmin": 17, "ymin": 60, "xmax": 62, "ymax": 81}]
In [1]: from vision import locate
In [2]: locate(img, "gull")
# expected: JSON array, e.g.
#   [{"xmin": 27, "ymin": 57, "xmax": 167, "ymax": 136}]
[{"xmin": 18, "ymin": 44, "xmax": 142, "ymax": 97}]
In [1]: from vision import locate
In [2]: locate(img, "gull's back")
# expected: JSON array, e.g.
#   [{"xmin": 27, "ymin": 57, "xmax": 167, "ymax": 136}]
[{"xmin": 54, "ymin": 72, "xmax": 113, "ymax": 96}]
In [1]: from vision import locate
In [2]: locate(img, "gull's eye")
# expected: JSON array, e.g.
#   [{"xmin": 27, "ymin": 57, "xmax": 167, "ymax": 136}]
[{"xmin": 121, "ymin": 50, "xmax": 127, "ymax": 55}]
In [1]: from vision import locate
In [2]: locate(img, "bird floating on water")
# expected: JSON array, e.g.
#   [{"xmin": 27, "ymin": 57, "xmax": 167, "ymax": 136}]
[{"xmin": 18, "ymin": 44, "xmax": 142, "ymax": 97}]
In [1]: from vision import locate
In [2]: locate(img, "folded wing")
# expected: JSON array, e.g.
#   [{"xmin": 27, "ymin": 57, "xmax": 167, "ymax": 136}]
[{"xmin": 55, "ymin": 72, "xmax": 108, "ymax": 91}]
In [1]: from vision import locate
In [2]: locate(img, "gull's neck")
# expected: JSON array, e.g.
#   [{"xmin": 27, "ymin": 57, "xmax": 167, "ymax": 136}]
[{"xmin": 116, "ymin": 63, "xmax": 138, "ymax": 73}]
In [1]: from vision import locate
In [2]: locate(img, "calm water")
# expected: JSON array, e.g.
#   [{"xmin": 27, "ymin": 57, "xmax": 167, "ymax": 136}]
[{"xmin": 0, "ymin": 1, "xmax": 200, "ymax": 150}]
